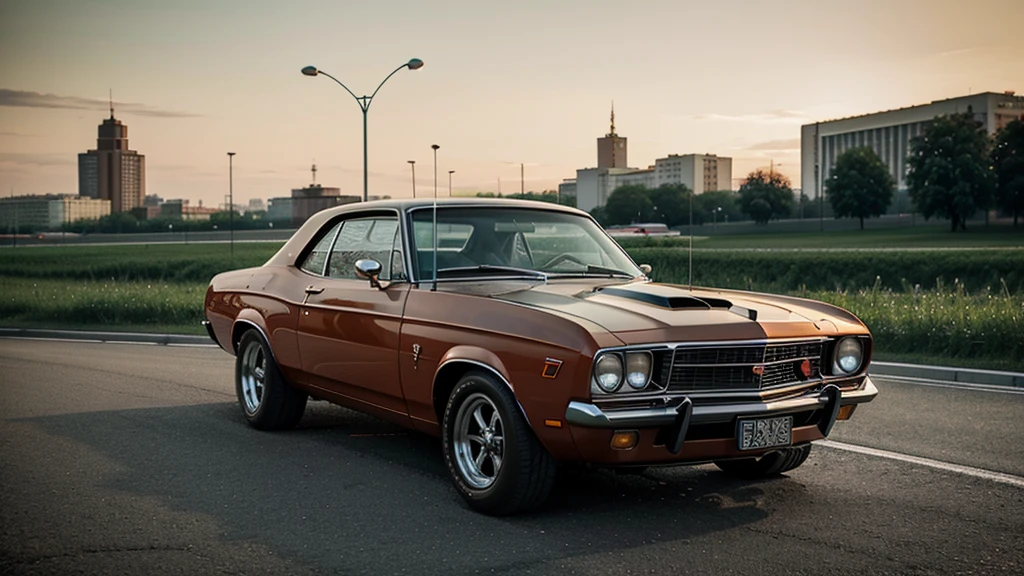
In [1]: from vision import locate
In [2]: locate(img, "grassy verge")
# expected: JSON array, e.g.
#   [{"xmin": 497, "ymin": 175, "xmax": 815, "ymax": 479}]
[{"xmin": 0, "ymin": 277, "xmax": 206, "ymax": 328}]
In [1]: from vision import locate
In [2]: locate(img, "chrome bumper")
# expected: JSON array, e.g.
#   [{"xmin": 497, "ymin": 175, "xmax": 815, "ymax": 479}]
[{"xmin": 565, "ymin": 376, "xmax": 878, "ymax": 429}]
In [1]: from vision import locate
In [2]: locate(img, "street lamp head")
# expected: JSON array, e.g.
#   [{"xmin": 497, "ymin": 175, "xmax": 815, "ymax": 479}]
[
  {"xmin": 431, "ymin": 144, "xmax": 440, "ymax": 150},
  {"xmin": 227, "ymin": 152, "xmax": 235, "ymax": 157},
  {"xmin": 408, "ymin": 160, "xmax": 415, "ymax": 165},
  {"xmin": 406, "ymin": 58, "xmax": 424, "ymax": 70},
  {"xmin": 448, "ymin": 170, "xmax": 455, "ymax": 174},
  {"xmin": 301, "ymin": 66, "xmax": 319, "ymax": 77}
]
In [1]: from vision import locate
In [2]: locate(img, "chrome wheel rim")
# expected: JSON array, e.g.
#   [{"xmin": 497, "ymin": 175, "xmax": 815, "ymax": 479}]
[
  {"xmin": 453, "ymin": 393, "xmax": 504, "ymax": 490},
  {"xmin": 240, "ymin": 340, "xmax": 266, "ymax": 415}
]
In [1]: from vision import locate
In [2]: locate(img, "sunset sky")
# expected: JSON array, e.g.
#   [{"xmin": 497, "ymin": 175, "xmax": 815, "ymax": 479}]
[{"xmin": 1, "ymin": 0, "xmax": 1022, "ymax": 207}]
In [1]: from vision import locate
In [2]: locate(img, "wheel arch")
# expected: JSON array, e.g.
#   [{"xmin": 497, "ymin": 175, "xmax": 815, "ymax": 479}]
[
  {"xmin": 230, "ymin": 317, "xmax": 278, "ymax": 367},
  {"xmin": 431, "ymin": 356, "xmax": 532, "ymax": 429}
]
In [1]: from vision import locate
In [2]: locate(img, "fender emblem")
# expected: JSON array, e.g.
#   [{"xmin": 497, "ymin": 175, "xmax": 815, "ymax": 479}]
[{"xmin": 412, "ymin": 344, "xmax": 422, "ymax": 369}]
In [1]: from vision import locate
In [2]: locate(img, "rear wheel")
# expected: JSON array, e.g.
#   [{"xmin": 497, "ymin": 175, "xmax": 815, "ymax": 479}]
[
  {"xmin": 235, "ymin": 330, "xmax": 307, "ymax": 431},
  {"xmin": 714, "ymin": 444, "xmax": 812, "ymax": 479},
  {"xmin": 442, "ymin": 371, "xmax": 556, "ymax": 515}
]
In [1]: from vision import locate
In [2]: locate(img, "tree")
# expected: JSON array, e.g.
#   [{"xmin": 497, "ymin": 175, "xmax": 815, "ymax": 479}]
[
  {"xmin": 648, "ymin": 184, "xmax": 690, "ymax": 227},
  {"xmin": 695, "ymin": 190, "xmax": 745, "ymax": 225},
  {"xmin": 738, "ymin": 169, "xmax": 793, "ymax": 224},
  {"xmin": 906, "ymin": 112, "xmax": 993, "ymax": 232},
  {"xmin": 992, "ymin": 118, "xmax": 1024, "ymax": 226},
  {"xmin": 826, "ymin": 147, "xmax": 895, "ymax": 229},
  {"xmin": 589, "ymin": 205, "xmax": 610, "ymax": 227},
  {"xmin": 604, "ymin": 184, "xmax": 654, "ymax": 225}
]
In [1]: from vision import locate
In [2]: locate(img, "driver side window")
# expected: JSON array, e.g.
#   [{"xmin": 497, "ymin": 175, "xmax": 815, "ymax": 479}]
[{"xmin": 325, "ymin": 217, "xmax": 404, "ymax": 281}]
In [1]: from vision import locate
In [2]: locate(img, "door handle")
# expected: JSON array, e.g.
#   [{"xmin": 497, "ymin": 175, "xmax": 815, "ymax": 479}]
[{"xmin": 304, "ymin": 285, "xmax": 324, "ymax": 295}]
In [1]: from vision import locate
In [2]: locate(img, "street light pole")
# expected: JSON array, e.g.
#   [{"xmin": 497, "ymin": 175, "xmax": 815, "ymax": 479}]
[
  {"xmin": 302, "ymin": 59, "xmax": 424, "ymax": 202},
  {"xmin": 408, "ymin": 160, "xmax": 417, "ymax": 198},
  {"xmin": 228, "ymin": 152, "xmax": 235, "ymax": 257},
  {"xmin": 448, "ymin": 170, "xmax": 455, "ymax": 197}
]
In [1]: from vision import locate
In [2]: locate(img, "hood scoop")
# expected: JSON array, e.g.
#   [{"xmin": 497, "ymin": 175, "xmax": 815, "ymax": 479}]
[{"xmin": 593, "ymin": 286, "xmax": 758, "ymax": 321}]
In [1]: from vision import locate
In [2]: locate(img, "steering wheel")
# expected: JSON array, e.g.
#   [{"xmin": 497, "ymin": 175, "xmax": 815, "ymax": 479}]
[{"xmin": 539, "ymin": 252, "xmax": 586, "ymax": 270}]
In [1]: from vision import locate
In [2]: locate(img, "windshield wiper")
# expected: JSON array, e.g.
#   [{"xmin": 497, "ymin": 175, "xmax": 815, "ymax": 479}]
[
  {"xmin": 548, "ymin": 265, "xmax": 636, "ymax": 279},
  {"xmin": 435, "ymin": 265, "xmax": 549, "ymax": 280}
]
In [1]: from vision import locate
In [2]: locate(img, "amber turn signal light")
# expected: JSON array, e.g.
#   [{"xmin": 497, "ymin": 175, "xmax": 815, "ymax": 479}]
[
  {"xmin": 544, "ymin": 419, "xmax": 563, "ymax": 428},
  {"xmin": 837, "ymin": 405, "xmax": 857, "ymax": 421},
  {"xmin": 610, "ymin": 431, "xmax": 639, "ymax": 450}
]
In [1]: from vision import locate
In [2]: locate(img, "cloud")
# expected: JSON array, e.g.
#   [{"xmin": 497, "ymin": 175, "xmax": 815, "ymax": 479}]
[
  {"xmin": 0, "ymin": 131, "xmax": 37, "ymax": 137},
  {"xmin": 0, "ymin": 152, "xmax": 76, "ymax": 166},
  {"xmin": 0, "ymin": 89, "xmax": 199, "ymax": 118},
  {"xmin": 745, "ymin": 138, "xmax": 802, "ymax": 151},
  {"xmin": 686, "ymin": 110, "xmax": 810, "ymax": 125}
]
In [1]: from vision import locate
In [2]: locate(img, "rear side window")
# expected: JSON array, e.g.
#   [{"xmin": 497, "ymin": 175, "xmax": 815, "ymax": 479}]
[{"xmin": 299, "ymin": 222, "xmax": 342, "ymax": 275}]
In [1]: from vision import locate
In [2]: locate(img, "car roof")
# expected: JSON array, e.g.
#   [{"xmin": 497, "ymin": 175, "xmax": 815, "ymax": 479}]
[
  {"xmin": 265, "ymin": 197, "xmax": 591, "ymax": 268},
  {"xmin": 316, "ymin": 197, "xmax": 586, "ymax": 219}
]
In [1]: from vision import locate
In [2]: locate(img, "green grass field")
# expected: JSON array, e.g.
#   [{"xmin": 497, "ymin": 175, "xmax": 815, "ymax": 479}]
[
  {"xmin": 1, "ymin": 238, "xmax": 1022, "ymax": 370},
  {"xmin": 616, "ymin": 223, "xmax": 1024, "ymax": 250}
]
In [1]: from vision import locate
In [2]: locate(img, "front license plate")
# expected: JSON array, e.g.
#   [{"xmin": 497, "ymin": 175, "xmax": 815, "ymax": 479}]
[{"xmin": 738, "ymin": 416, "xmax": 793, "ymax": 451}]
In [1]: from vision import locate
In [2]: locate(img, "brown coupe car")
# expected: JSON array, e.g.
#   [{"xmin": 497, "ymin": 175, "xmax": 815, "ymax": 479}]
[{"xmin": 203, "ymin": 199, "xmax": 877, "ymax": 515}]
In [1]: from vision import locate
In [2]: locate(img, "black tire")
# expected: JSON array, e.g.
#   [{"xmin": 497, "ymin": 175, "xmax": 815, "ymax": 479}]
[
  {"xmin": 714, "ymin": 444, "xmax": 812, "ymax": 479},
  {"xmin": 442, "ymin": 371, "xmax": 556, "ymax": 515},
  {"xmin": 235, "ymin": 330, "xmax": 307, "ymax": 431}
]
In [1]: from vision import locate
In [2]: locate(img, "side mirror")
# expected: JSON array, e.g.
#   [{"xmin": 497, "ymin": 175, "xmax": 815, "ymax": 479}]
[
  {"xmin": 354, "ymin": 259, "xmax": 384, "ymax": 289},
  {"xmin": 639, "ymin": 264, "xmax": 652, "ymax": 276}
]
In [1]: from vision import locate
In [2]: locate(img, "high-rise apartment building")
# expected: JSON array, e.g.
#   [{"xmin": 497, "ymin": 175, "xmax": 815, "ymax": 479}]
[{"xmin": 78, "ymin": 104, "xmax": 146, "ymax": 213}]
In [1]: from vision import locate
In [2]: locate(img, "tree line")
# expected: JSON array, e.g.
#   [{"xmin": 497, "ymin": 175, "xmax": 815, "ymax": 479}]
[{"xmin": 592, "ymin": 115, "xmax": 1024, "ymax": 231}]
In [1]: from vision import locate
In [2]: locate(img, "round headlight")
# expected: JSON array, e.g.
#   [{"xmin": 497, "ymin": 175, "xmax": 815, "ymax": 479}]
[
  {"xmin": 625, "ymin": 351, "xmax": 652, "ymax": 389},
  {"xmin": 594, "ymin": 353, "xmax": 623, "ymax": 393},
  {"xmin": 833, "ymin": 337, "xmax": 864, "ymax": 375}
]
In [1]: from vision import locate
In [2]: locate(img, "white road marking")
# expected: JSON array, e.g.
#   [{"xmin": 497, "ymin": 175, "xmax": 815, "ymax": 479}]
[
  {"xmin": 871, "ymin": 374, "xmax": 1024, "ymax": 395},
  {"xmin": 818, "ymin": 439, "xmax": 1024, "ymax": 489}
]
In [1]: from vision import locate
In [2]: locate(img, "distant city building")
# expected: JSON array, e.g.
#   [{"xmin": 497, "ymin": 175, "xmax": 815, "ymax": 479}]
[
  {"xmin": 267, "ymin": 197, "xmax": 293, "ymax": 223},
  {"xmin": 144, "ymin": 194, "xmax": 163, "ymax": 207},
  {"xmin": 597, "ymin": 104, "xmax": 627, "ymax": 169},
  {"xmin": 569, "ymin": 107, "xmax": 732, "ymax": 212},
  {"xmin": 0, "ymin": 194, "xmax": 111, "ymax": 231},
  {"xmin": 247, "ymin": 198, "xmax": 266, "ymax": 213},
  {"xmin": 557, "ymin": 179, "xmax": 577, "ymax": 202},
  {"xmin": 159, "ymin": 199, "xmax": 219, "ymax": 221},
  {"xmin": 801, "ymin": 91, "xmax": 1024, "ymax": 201},
  {"xmin": 77, "ymin": 103, "xmax": 146, "ymax": 213},
  {"xmin": 279, "ymin": 164, "xmax": 382, "ymax": 226}
]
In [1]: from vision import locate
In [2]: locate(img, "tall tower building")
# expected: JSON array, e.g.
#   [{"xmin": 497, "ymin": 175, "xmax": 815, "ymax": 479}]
[
  {"xmin": 597, "ymin": 102, "xmax": 627, "ymax": 169},
  {"xmin": 78, "ymin": 98, "xmax": 146, "ymax": 213}
]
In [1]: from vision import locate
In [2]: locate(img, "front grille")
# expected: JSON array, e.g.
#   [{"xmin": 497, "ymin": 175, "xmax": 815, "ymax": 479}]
[{"xmin": 666, "ymin": 340, "xmax": 823, "ymax": 392}]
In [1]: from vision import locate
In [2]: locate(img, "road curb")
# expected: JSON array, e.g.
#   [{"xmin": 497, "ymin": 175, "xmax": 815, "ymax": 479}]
[
  {"xmin": 869, "ymin": 361, "xmax": 1024, "ymax": 389},
  {"xmin": 0, "ymin": 327, "xmax": 212, "ymax": 346}
]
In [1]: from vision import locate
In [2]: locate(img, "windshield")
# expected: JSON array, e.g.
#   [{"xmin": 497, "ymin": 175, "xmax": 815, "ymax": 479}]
[{"xmin": 409, "ymin": 207, "xmax": 642, "ymax": 282}]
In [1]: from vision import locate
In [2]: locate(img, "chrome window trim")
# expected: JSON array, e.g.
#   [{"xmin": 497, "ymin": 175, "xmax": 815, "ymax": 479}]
[{"xmin": 297, "ymin": 208, "xmax": 411, "ymax": 282}]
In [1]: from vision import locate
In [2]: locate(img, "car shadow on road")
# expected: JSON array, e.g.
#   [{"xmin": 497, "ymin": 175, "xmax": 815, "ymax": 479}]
[{"xmin": 15, "ymin": 401, "xmax": 801, "ymax": 574}]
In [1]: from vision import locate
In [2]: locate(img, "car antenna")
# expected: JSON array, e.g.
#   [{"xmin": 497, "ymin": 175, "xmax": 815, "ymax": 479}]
[
  {"xmin": 431, "ymin": 144, "xmax": 440, "ymax": 292},
  {"xmin": 688, "ymin": 188, "xmax": 693, "ymax": 291}
]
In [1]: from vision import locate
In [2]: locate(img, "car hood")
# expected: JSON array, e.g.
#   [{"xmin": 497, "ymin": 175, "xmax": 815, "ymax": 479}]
[{"xmin": 480, "ymin": 279, "xmax": 868, "ymax": 345}]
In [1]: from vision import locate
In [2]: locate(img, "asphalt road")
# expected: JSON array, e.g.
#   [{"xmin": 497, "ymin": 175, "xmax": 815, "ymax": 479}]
[{"xmin": 1, "ymin": 339, "xmax": 1022, "ymax": 576}]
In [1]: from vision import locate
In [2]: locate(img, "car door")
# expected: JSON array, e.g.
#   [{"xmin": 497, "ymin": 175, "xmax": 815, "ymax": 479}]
[{"xmin": 296, "ymin": 213, "xmax": 410, "ymax": 416}]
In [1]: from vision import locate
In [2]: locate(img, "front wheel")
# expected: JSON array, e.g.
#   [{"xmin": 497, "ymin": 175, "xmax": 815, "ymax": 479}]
[
  {"xmin": 442, "ymin": 371, "xmax": 556, "ymax": 515},
  {"xmin": 235, "ymin": 330, "xmax": 307, "ymax": 431},
  {"xmin": 714, "ymin": 444, "xmax": 812, "ymax": 479}
]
